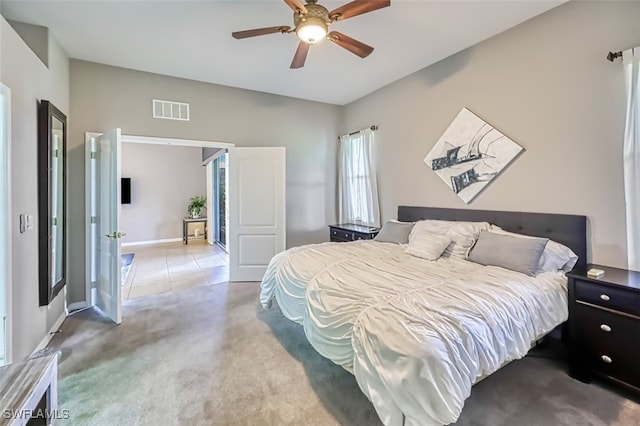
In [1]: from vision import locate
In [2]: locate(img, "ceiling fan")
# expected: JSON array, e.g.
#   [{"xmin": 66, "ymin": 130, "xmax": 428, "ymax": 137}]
[{"xmin": 232, "ymin": 0, "xmax": 391, "ymax": 69}]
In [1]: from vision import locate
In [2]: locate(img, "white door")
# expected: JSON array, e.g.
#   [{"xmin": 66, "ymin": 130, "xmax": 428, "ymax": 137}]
[
  {"xmin": 0, "ymin": 84, "xmax": 11, "ymax": 365},
  {"xmin": 89, "ymin": 129, "xmax": 122, "ymax": 323},
  {"xmin": 228, "ymin": 147, "xmax": 286, "ymax": 281}
]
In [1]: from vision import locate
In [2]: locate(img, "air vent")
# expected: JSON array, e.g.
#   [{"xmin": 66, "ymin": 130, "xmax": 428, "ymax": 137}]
[{"xmin": 152, "ymin": 99, "xmax": 190, "ymax": 121}]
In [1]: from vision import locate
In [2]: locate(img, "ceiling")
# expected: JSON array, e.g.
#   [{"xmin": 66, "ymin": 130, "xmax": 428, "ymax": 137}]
[{"xmin": 1, "ymin": 0, "xmax": 564, "ymax": 105}]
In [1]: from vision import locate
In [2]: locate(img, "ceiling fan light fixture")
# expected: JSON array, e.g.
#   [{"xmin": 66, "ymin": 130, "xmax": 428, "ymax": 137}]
[{"xmin": 296, "ymin": 18, "xmax": 327, "ymax": 44}]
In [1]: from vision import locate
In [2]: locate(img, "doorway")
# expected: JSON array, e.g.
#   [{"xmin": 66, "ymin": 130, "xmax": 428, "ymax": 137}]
[
  {"xmin": 0, "ymin": 83, "xmax": 12, "ymax": 365},
  {"xmin": 85, "ymin": 132, "xmax": 285, "ymax": 323},
  {"xmin": 85, "ymin": 133, "xmax": 234, "ymax": 321}
]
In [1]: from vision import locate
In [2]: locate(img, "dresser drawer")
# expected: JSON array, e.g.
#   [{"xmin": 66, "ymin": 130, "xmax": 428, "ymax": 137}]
[
  {"xmin": 330, "ymin": 228, "xmax": 354, "ymax": 241},
  {"xmin": 574, "ymin": 279, "xmax": 640, "ymax": 316},
  {"xmin": 353, "ymin": 231, "xmax": 376, "ymax": 241},
  {"xmin": 572, "ymin": 304, "xmax": 640, "ymax": 387}
]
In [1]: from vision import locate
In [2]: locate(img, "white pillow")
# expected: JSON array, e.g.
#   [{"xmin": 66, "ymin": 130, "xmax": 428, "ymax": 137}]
[
  {"xmin": 408, "ymin": 220, "xmax": 455, "ymax": 243},
  {"xmin": 443, "ymin": 221, "xmax": 490, "ymax": 259},
  {"xmin": 407, "ymin": 220, "xmax": 489, "ymax": 260},
  {"xmin": 405, "ymin": 233, "xmax": 452, "ymax": 261},
  {"xmin": 489, "ymin": 225, "xmax": 579, "ymax": 273}
]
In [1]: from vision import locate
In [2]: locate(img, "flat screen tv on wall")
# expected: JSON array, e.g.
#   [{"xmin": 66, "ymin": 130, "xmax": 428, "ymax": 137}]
[{"xmin": 121, "ymin": 177, "xmax": 131, "ymax": 204}]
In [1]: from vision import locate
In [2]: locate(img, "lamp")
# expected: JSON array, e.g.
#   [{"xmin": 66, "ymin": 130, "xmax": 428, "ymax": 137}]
[{"xmin": 296, "ymin": 17, "xmax": 327, "ymax": 44}]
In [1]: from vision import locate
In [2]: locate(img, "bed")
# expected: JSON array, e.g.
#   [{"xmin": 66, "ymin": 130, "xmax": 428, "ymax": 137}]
[{"xmin": 260, "ymin": 206, "xmax": 587, "ymax": 426}]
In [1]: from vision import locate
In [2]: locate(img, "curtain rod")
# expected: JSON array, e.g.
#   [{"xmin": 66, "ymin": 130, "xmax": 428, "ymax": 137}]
[
  {"xmin": 607, "ymin": 51, "xmax": 623, "ymax": 62},
  {"xmin": 339, "ymin": 125, "xmax": 378, "ymax": 140}
]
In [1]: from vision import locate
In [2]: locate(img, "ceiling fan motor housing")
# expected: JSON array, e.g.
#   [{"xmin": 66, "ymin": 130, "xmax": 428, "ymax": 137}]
[{"xmin": 294, "ymin": 3, "xmax": 330, "ymax": 43}]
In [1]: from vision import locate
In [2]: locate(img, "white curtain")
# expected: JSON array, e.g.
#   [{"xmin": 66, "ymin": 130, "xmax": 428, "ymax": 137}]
[
  {"xmin": 623, "ymin": 47, "xmax": 640, "ymax": 271},
  {"xmin": 338, "ymin": 128, "xmax": 380, "ymax": 227}
]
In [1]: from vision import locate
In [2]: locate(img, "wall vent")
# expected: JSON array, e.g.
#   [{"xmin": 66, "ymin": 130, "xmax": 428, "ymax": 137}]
[{"xmin": 152, "ymin": 99, "xmax": 190, "ymax": 121}]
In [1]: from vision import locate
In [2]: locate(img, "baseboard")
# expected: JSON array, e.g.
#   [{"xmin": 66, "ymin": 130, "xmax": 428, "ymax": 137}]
[
  {"xmin": 68, "ymin": 301, "xmax": 89, "ymax": 313},
  {"xmin": 31, "ymin": 311, "xmax": 67, "ymax": 357},
  {"xmin": 122, "ymin": 237, "xmax": 182, "ymax": 247}
]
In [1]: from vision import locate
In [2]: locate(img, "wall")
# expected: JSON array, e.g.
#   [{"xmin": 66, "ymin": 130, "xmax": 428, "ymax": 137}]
[
  {"xmin": 121, "ymin": 143, "xmax": 206, "ymax": 244},
  {"xmin": 202, "ymin": 147, "xmax": 222, "ymax": 163},
  {"xmin": 342, "ymin": 1, "xmax": 640, "ymax": 269},
  {"xmin": 6, "ymin": 20, "xmax": 48, "ymax": 66},
  {"xmin": 69, "ymin": 60, "xmax": 341, "ymax": 303},
  {"xmin": 0, "ymin": 16, "xmax": 69, "ymax": 361}
]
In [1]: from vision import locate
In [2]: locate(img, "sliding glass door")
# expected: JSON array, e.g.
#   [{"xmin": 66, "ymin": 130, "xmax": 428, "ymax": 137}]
[{"xmin": 212, "ymin": 153, "xmax": 227, "ymax": 250}]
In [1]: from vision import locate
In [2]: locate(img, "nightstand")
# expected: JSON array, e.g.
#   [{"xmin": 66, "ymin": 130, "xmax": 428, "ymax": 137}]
[
  {"xmin": 329, "ymin": 224, "xmax": 379, "ymax": 242},
  {"xmin": 567, "ymin": 264, "xmax": 640, "ymax": 393}
]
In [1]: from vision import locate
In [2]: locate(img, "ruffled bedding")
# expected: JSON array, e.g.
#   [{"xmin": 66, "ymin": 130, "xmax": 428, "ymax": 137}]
[{"xmin": 260, "ymin": 240, "xmax": 568, "ymax": 426}]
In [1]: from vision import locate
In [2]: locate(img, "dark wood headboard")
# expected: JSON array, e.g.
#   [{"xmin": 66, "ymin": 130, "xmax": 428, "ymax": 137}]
[{"xmin": 397, "ymin": 206, "xmax": 588, "ymax": 267}]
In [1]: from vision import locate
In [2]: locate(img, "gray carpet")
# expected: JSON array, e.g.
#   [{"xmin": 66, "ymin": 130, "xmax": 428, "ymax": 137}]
[{"xmin": 48, "ymin": 283, "xmax": 640, "ymax": 426}]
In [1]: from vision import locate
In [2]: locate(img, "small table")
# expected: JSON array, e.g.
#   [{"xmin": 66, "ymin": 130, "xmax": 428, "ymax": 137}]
[
  {"xmin": 183, "ymin": 217, "xmax": 207, "ymax": 245},
  {"xmin": 0, "ymin": 354, "xmax": 59, "ymax": 425}
]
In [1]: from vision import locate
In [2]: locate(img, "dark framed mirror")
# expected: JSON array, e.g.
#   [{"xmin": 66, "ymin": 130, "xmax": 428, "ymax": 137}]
[{"xmin": 38, "ymin": 100, "xmax": 67, "ymax": 306}]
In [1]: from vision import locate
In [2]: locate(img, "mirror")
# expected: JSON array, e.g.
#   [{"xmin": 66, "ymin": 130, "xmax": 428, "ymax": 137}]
[{"xmin": 38, "ymin": 100, "xmax": 67, "ymax": 306}]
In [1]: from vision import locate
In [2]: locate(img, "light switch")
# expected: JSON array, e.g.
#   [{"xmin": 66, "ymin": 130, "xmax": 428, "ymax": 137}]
[{"xmin": 26, "ymin": 215, "xmax": 34, "ymax": 230}]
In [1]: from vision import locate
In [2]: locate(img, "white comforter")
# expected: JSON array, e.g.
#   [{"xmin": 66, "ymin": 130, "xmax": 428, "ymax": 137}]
[{"xmin": 260, "ymin": 241, "xmax": 568, "ymax": 426}]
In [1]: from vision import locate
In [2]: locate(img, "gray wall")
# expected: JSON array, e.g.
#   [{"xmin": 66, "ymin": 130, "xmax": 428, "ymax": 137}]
[
  {"xmin": 202, "ymin": 147, "xmax": 222, "ymax": 163},
  {"xmin": 6, "ymin": 19, "xmax": 48, "ymax": 67},
  {"xmin": 121, "ymin": 143, "xmax": 206, "ymax": 244},
  {"xmin": 342, "ymin": 1, "xmax": 639, "ymax": 269},
  {"xmin": 0, "ymin": 16, "xmax": 69, "ymax": 361},
  {"xmin": 69, "ymin": 60, "xmax": 341, "ymax": 303}
]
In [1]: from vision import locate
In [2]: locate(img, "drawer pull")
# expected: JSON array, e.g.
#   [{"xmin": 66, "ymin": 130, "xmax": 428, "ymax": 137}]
[
  {"xmin": 601, "ymin": 355, "xmax": 612, "ymax": 364},
  {"xmin": 600, "ymin": 324, "xmax": 612, "ymax": 332},
  {"xmin": 599, "ymin": 294, "xmax": 610, "ymax": 301}
]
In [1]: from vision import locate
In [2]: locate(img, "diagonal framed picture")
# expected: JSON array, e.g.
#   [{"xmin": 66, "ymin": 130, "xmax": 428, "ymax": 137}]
[{"xmin": 424, "ymin": 108, "xmax": 523, "ymax": 203}]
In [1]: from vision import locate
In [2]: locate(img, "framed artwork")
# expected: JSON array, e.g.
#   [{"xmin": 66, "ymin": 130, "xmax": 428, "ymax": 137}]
[{"xmin": 424, "ymin": 108, "xmax": 523, "ymax": 203}]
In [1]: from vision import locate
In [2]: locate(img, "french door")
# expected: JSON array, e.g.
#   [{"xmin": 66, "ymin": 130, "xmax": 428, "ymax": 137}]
[{"xmin": 86, "ymin": 129, "xmax": 123, "ymax": 324}]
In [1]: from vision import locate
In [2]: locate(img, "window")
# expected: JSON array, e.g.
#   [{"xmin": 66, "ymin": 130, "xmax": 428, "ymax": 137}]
[
  {"xmin": 338, "ymin": 128, "xmax": 380, "ymax": 227},
  {"xmin": 623, "ymin": 47, "xmax": 639, "ymax": 271}
]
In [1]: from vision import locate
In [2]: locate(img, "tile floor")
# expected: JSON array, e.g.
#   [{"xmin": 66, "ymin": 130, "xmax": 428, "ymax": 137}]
[{"xmin": 121, "ymin": 241, "xmax": 228, "ymax": 300}]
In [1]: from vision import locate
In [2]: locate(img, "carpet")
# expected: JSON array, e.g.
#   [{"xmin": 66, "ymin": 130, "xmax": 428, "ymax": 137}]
[
  {"xmin": 48, "ymin": 283, "xmax": 640, "ymax": 426},
  {"xmin": 121, "ymin": 253, "xmax": 135, "ymax": 284}
]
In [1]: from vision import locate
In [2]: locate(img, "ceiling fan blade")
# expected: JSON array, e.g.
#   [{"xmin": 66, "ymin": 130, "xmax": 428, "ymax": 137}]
[
  {"xmin": 327, "ymin": 31, "xmax": 374, "ymax": 58},
  {"xmin": 290, "ymin": 42, "xmax": 310, "ymax": 69},
  {"xmin": 232, "ymin": 26, "xmax": 290, "ymax": 39},
  {"xmin": 329, "ymin": 0, "xmax": 390, "ymax": 21},
  {"xmin": 284, "ymin": 0, "xmax": 308, "ymax": 14}
]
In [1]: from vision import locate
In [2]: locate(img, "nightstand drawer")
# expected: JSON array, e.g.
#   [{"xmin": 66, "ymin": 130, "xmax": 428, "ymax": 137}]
[
  {"xmin": 331, "ymin": 229, "xmax": 354, "ymax": 241},
  {"xmin": 353, "ymin": 232, "xmax": 375, "ymax": 240},
  {"xmin": 573, "ymin": 304, "xmax": 640, "ymax": 387},
  {"xmin": 574, "ymin": 279, "xmax": 640, "ymax": 316},
  {"xmin": 573, "ymin": 304, "xmax": 640, "ymax": 351}
]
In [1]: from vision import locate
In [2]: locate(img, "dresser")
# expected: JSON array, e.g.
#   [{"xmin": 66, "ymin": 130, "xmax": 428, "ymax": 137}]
[
  {"xmin": 329, "ymin": 224, "xmax": 379, "ymax": 242},
  {"xmin": 567, "ymin": 264, "xmax": 640, "ymax": 393}
]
